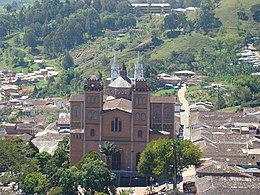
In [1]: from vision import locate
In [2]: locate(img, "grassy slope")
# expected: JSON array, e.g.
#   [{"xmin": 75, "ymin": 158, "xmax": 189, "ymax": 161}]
[
  {"xmin": 215, "ymin": 0, "xmax": 260, "ymax": 32},
  {"xmin": 2, "ymin": 0, "xmax": 259, "ymax": 77}
]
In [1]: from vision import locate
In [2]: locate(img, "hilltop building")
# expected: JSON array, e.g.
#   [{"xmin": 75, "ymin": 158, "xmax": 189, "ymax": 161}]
[{"xmin": 69, "ymin": 54, "xmax": 178, "ymax": 184}]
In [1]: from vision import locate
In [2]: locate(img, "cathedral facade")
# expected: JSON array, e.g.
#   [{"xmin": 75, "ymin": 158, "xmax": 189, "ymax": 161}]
[{"xmin": 69, "ymin": 54, "xmax": 178, "ymax": 174}]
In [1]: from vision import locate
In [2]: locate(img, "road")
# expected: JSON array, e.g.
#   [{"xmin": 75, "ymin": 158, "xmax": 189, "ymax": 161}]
[
  {"xmin": 178, "ymin": 84, "xmax": 190, "ymax": 140},
  {"xmin": 177, "ymin": 84, "xmax": 196, "ymax": 192}
]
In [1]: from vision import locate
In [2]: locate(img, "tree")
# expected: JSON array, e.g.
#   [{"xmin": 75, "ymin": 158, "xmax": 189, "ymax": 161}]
[
  {"xmin": 78, "ymin": 158, "xmax": 116, "ymax": 194},
  {"xmin": 55, "ymin": 166, "xmax": 79, "ymax": 194},
  {"xmin": 137, "ymin": 139, "xmax": 202, "ymax": 179},
  {"xmin": 93, "ymin": 0, "xmax": 102, "ymax": 12},
  {"xmin": 251, "ymin": 4, "xmax": 260, "ymax": 22},
  {"xmin": 21, "ymin": 172, "xmax": 50, "ymax": 195},
  {"xmin": 196, "ymin": 0, "xmax": 222, "ymax": 33},
  {"xmin": 86, "ymin": 8, "xmax": 102, "ymax": 37},
  {"xmin": 34, "ymin": 152, "xmax": 51, "ymax": 173},
  {"xmin": 62, "ymin": 52, "xmax": 74, "ymax": 70},
  {"xmin": 164, "ymin": 12, "xmax": 181, "ymax": 31},
  {"xmin": 0, "ymin": 138, "xmax": 37, "ymax": 182},
  {"xmin": 99, "ymin": 141, "xmax": 119, "ymax": 167},
  {"xmin": 116, "ymin": 1, "xmax": 130, "ymax": 16},
  {"xmin": 102, "ymin": 14, "xmax": 116, "ymax": 30},
  {"xmin": 23, "ymin": 28, "xmax": 37, "ymax": 48}
]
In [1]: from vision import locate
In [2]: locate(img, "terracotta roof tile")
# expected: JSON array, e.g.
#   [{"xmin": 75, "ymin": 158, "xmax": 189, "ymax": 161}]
[{"xmin": 103, "ymin": 98, "xmax": 132, "ymax": 113}]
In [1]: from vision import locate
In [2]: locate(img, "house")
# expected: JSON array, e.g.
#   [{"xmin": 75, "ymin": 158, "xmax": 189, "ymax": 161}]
[
  {"xmin": 131, "ymin": 3, "xmax": 171, "ymax": 15},
  {"xmin": 69, "ymin": 54, "xmax": 177, "ymax": 186},
  {"xmin": 1, "ymin": 85, "xmax": 19, "ymax": 98},
  {"xmin": 56, "ymin": 113, "xmax": 70, "ymax": 130},
  {"xmin": 157, "ymin": 73, "xmax": 182, "ymax": 86}
]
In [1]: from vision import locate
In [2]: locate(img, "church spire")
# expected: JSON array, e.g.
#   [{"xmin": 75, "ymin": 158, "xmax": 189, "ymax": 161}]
[
  {"xmin": 111, "ymin": 53, "xmax": 119, "ymax": 82},
  {"xmin": 134, "ymin": 51, "xmax": 144, "ymax": 79}
]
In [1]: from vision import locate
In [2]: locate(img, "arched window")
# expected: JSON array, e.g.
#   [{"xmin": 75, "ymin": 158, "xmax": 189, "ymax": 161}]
[
  {"xmin": 91, "ymin": 96, "xmax": 95, "ymax": 103},
  {"xmin": 111, "ymin": 120, "xmax": 114, "ymax": 131},
  {"xmin": 135, "ymin": 113, "xmax": 140, "ymax": 121},
  {"xmin": 135, "ymin": 97, "xmax": 139, "ymax": 104},
  {"xmin": 87, "ymin": 112, "xmax": 92, "ymax": 120},
  {"xmin": 115, "ymin": 117, "xmax": 118, "ymax": 131},
  {"xmin": 119, "ymin": 120, "xmax": 122, "ymax": 132},
  {"xmin": 141, "ymin": 113, "xmax": 146, "ymax": 121},
  {"xmin": 112, "ymin": 152, "xmax": 121, "ymax": 170},
  {"xmin": 93, "ymin": 112, "xmax": 98, "ymax": 120},
  {"xmin": 138, "ymin": 130, "xmax": 142, "ymax": 138},
  {"xmin": 139, "ymin": 98, "xmax": 143, "ymax": 104},
  {"xmin": 111, "ymin": 117, "xmax": 122, "ymax": 132},
  {"xmin": 87, "ymin": 96, "xmax": 91, "ymax": 103}
]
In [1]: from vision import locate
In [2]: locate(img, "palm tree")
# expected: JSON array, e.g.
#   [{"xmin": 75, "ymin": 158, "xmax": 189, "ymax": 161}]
[{"xmin": 99, "ymin": 141, "xmax": 119, "ymax": 168}]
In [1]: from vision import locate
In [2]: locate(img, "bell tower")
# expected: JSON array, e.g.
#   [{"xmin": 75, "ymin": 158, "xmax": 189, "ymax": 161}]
[
  {"xmin": 83, "ymin": 75, "xmax": 103, "ymax": 155},
  {"xmin": 131, "ymin": 78, "xmax": 150, "ymax": 170}
]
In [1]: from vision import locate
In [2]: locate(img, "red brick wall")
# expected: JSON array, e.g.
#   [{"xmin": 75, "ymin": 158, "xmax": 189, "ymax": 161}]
[
  {"xmin": 70, "ymin": 132, "xmax": 84, "ymax": 165},
  {"xmin": 102, "ymin": 110, "xmax": 131, "ymax": 141}
]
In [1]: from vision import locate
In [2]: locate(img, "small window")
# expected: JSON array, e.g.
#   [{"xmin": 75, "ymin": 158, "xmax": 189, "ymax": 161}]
[
  {"xmin": 75, "ymin": 108, "xmax": 78, "ymax": 117},
  {"xmin": 115, "ymin": 117, "xmax": 118, "ymax": 131},
  {"xmin": 87, "ymin": 96, "xmax": 91, "ymax": 103},
  {"xmin": 135, "ymin": 97, "xmax": 139, "ymax": 104},
  {"xmin": 111, "ymin": 117, "xmax": 122, "ymax": 132},
  {"xmin": 90, "ymin": 129, "xmax": 95, "ymax": 137},
  {"xmin": 155, "ymin": 111, "xmax": 159, "ymax": 120},
  {"xmin": 92, "ymin": 96, "xmax": 95, "ymax": 103},
  {"xmin": 119, "ymin": 120, "xmax": 122, "ymax": 132},
  {"xmin": 139, "ymin": 98, "xmax": 143, "ymax": 104},
  {"xmin": 88, "ymin": 112, "xmax": 92, "ymax": 120},
  {"xmin": 111, "ymin": 120, "xmax": 114, "ymax": 131},
  {"xmin": 141, "ymin": 113, "xmax": 146, "ymax": 121},
  {"xmin": 93, "ymin": 112, "xmax": 98, "ymax": 120},
  {"xmin": 117, "ymin": 91, "xmax": 120, "ymax": 94},
  {"xmin": 166, "ymin": 111, "xmax": 170, "ymax": 119},
  {"xmin": 143, "ymin": 98, "xmax": 146, "ymax": 104},
  {"xmin": 95, "ymin": 97, "xmax": 98, "ymax": 103},
  {"xmin": 138, "ymin": 130, "xmax": 142, "ymax": 138},
  {"xmin": 136, "ymin": 113, "xmax": 140, "ymax": 121}
]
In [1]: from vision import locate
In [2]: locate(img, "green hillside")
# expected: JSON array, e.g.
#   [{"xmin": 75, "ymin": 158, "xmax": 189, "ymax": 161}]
[
  {"xmin": 215, "ymin": 0, "xmax": 260, "ymax": 32},
  {"xmin": 0, "ymin": 0, "xmax": 259, "ymax": 103}
]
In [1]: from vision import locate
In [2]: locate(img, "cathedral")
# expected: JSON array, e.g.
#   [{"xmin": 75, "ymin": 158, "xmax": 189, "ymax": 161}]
[{"xmin": 69, "ymin": 53, "xmax": 178, "ymax": 184}]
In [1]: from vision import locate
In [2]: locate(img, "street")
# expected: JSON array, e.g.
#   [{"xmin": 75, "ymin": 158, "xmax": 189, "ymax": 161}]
[{"xmin": 178, "ymin": 84, "xmax": 190, "ymax": 140}]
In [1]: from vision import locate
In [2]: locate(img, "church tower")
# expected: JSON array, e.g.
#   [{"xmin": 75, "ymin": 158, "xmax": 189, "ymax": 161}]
[
  {"xmin": 131, "ymin": 77, "xmax": 150, "ymax": 170},
  {"xmin": 134, "ymin": 51, "xmax": 144, "ymax": 79},
  {"xmin": 111, "ymin": 53, "xmax": 119, "ymax": 82},
  {"xmin": 83, "ymin": 75, "xmax": 103, "ymax": 155}
]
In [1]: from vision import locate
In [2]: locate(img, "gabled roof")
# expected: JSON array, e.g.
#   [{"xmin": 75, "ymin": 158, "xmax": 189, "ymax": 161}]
[
  {"xmin": 103, "ymin": 98, "xmax": 132, "ymax": 113},
  {"xmin": 108, "ymin": 76, "xmax": 132, "ymax": 88}
]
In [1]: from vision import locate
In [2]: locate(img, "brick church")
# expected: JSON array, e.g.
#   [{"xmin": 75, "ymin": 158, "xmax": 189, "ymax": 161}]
[{"xmin": 69, "ymin": 53, "xmax": 178, "ymax": 179}]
